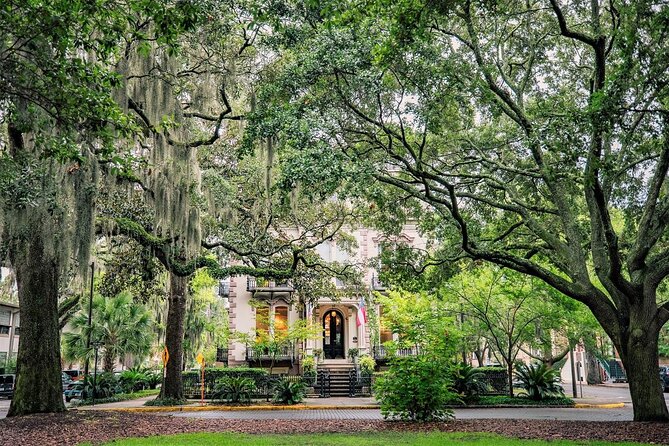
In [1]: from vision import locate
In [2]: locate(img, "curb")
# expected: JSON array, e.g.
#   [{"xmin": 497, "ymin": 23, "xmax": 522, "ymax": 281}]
[{"xmin": 574, "ymin": 402, "xmax": 625, "ymax": 409}]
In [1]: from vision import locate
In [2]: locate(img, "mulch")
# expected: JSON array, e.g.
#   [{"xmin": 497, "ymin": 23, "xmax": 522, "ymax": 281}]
[{"xmin": 2, "ymin": 411, "xmax": 669, "ymax": 445}]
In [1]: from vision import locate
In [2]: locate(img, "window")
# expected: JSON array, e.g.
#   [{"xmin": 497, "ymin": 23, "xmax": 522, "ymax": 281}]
[
  {"xmin": 255, "ymin": 306, "xmax": 270, "ymax": 337},
  {"xmin": 0, "ymin": 325, "xmax": 9, "ymax": 335},
  {"xmin": 379, "ymin": 307, "xmax": 393, "ymax": 343},
  {"xmin": 0, "ymin": 310, "xmax": 10, "ymax": 326},
  {"xmin": 13, "ymin": 327, "xmax": 19, "ymax": 336},
  {"xmin": 274, "ymin": 307, "xmax": 288, "ymax": 333}
]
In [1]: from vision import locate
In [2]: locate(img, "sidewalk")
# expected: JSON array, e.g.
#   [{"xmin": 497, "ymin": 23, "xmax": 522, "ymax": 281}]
[
  {"xmin": 77, "ymin": 384, "xmax": 629, "ymax": 412},
  {"xmin": 76, "ymin": 395, "xmax": 380, "ymax": 412}
]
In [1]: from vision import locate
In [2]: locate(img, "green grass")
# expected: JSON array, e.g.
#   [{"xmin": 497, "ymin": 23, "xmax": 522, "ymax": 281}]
[{"xmin": 97, "ymin": 432, "xmax": 652, "ymax": 446}]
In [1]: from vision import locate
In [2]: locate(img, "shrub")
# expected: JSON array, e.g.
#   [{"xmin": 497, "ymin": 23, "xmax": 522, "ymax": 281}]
[
  {"xmin": 144, "ymin": 397, "xmax": 187, "ymax": 406},
  {"xmin": 348, "ymin": 348, "xmax": 360, "ymax": 360},
  {"xmin": 213, "ymin": 376, "xmax": 256, "ymax": 404},
  {"xmin": 118, "ymin": 370, "xmax": 149, "ymax": 393},
  {"xmin": 272, "ymin": 378, "xmax": 306, "ymax": 404},
  {"xmin": 84, "ymin": 372, "xmax": 120, "ymax": 399},
  {"xmin": 359, "ymin": 355, "xmax": 376, "ymax": 374},
  {"xmin": 449, "ymin": 363, "xmax": 488, "ymax": 401},
  {"xmin": 374, "ymin": 356, "xmax": 455, "ymax": 421},
  {"xmin": 302, "ymin": 355, "xmax": 316, "ymax": 376},
  {"xmin": 514, "ymin": 362, "xmax": 564, "ymax": 401}
]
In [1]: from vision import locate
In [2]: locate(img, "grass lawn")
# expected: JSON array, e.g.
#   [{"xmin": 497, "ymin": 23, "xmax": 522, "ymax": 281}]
[{"xmin": 98, "ymin": 432, "xmax": 652, "ymax": 446}]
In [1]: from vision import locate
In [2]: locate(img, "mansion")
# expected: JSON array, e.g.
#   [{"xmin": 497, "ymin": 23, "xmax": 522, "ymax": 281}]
[{"xmin": 224, "ymin": 225, "xmax": 426, "ymax": 373}]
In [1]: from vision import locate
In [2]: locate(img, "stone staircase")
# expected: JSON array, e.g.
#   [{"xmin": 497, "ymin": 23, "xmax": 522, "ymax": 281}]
[{"xmin": 320, "ymin": 360, "xmax": 355, "ymax": 397}]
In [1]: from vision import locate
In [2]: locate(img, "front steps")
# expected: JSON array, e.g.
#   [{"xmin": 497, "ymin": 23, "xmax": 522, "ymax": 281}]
[{"xmin": 319, "ymin": 361, "xmax": 355, "ymax": 397}]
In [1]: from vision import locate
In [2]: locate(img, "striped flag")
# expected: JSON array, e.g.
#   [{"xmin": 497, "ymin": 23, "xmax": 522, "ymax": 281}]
[{"xmin": 356, "ymin": 295, "xmax": 368, "ymax": 327}]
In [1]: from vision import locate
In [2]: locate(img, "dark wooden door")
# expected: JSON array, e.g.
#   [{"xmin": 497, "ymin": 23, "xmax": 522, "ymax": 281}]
[{"xmin": 323, "ymin": 310, "xmax": 344, "ymax": 359}]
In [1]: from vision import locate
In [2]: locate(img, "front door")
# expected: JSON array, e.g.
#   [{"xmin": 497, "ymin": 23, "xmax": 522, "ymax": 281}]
[{"xmin": 323, "ymin": 310, "xmax": 344, "ymax": 359}]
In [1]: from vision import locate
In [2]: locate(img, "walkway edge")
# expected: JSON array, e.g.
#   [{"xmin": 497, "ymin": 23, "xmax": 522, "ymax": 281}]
[{"xmin": 574, "ymin": 402, "xmax": 625, "ymax": 409}]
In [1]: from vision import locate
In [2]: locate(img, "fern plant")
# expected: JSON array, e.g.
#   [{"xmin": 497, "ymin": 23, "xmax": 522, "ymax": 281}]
[
  {"xmin": 514, "ymin": 362, "xmax": 564, "ymax": 401},
  {"xmin": 449, "ymin": 363, "xmax": 488, "ymax": 401},
  {"xmin": 213, "ymin": 376, "xmax": 255, "ymax": 404},
  {"xmin": 272, "ymin": 378, "xmax": 306, "ymax": 405}
]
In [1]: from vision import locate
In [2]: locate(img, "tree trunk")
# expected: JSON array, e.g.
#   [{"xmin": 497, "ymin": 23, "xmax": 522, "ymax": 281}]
[
  {"xmin": 7, "ymin": 218, "xmax": 66, "ymax": 416},
  {"xmin": 618, "ymin": 321, "xmax": 668, "ymax": 422},
  {"xmin": 160, "ymin": 273, "xmax": 188, "ymax": 400},
  {"xmin": 507, "ymin": 361, "xmax": 514, "ymax": 398},
  {"xmin": 585, "ymin": 350, "xmax": 602, "ymax": 385}
]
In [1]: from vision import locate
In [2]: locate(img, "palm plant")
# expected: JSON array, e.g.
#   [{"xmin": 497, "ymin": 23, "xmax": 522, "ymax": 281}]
[
  {"xmin": 449, "ymin": 363, "xmax": 488, "ymax": 401},
  {"xmin": 213, "ymin": 376, "xmax": 255, "ymax": 404},
  {"xmin": 514, "ymin": 362, "xmax": 564, "ymax": 401},
  {"xmin": 63, "ymin": 292, "xmax": 154, "ymax": 372},
  {"xmin": 272, "ymin": 378, "xmax": 306, "ymax": 405}
]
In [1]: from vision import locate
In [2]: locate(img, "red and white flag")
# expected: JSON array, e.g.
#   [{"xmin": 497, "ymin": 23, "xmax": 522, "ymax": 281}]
[{"xmin": 356, "ymin": 295, "xmax": 368, "ymax": 327}]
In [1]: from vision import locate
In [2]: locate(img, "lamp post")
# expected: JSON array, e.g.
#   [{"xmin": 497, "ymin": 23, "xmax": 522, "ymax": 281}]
[
  {"xmin": 84, "ymin": 262, "xmax": 95, "ymax": 379},
  {"xmin": 91, "ymin": 340, "xmax": 102, "ymax": 406}
]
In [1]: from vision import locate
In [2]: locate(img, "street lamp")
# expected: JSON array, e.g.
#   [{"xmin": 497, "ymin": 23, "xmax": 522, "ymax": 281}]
[{"xmin": 91, "ymin": 340, "xmax": 102, "ymax": 406}]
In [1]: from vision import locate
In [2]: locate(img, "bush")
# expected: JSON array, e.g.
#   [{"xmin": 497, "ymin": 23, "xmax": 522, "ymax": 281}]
[
  {"xmin": 302, "ymin": 356, "xmax": 316, "ymax": 376},
  {"xmin": 213, "ymin": 376, "xmax": 256, "ymax": 404},
  {"xmin": 448, "ymin": 363, "xmax": 488, "ymax": 401},
  {"xmin": 514, "ymin": 362, "xmax": 564, "ymax": 401},
  {"xmin": 84, "ymin": 372, "xmax": 120, "ymax": 399},
  {"xmin": 359, "ymin": 355, "xmax": 376, "ymax": 374},
  {"xmin": 75, "ymin": 389, "xmax": 159, "ymax": 407},
  {"xmin": 118, "ymin": 370, "xmax": 149, "ymax": 393},
  {"xmin": 182, "ymin": 367, "xmax": 268, "ymax": 399},
  {"xmin": 374, "ymin": 356, "xmax": 455, "ymax": 421},
  {"xmin": 272, "ymin": 378, "xmax": 306, "ymax": 404},
  {"xmin": 144, "ymin": 397, "xmax": 187, "ymax": 406}
]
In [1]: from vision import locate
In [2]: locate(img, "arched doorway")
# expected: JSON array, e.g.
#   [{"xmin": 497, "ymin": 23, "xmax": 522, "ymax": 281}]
[{"xmin": 322, "ymin": 309, "xmax": 344, "ymax": 359}]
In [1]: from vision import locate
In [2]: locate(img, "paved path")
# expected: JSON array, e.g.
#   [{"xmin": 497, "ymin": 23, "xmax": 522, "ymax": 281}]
[{"xmin": 166, "ymin": 406, "xmax": 634, "ymax": 422}]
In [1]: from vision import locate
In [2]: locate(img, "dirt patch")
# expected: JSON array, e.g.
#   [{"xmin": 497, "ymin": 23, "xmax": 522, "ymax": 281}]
[{"xmin": 1, "ymin": 411, "xmax": 669, "ymax": 445}]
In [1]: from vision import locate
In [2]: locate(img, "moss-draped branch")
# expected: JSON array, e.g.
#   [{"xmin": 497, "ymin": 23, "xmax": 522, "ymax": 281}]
[{"xmin": 109, "ymin": 217, "xmax": 292, "ymax": 279}]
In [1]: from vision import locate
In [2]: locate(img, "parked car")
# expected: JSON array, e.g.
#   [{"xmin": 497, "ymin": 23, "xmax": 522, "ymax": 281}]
[
  {"xmin": 0, "ymin": 374, "xmax": 15, "ymax": 399},
  {"xmin": 63, "ymin": 370, "xmax": 84, "ymax": 381},
  {"xmin": 63, "ymin": 382, "xmax": 85, "ymax": 402},
  {"xmin": 659, "ymin": 366, "xmax": 669, "ymax": 392}
]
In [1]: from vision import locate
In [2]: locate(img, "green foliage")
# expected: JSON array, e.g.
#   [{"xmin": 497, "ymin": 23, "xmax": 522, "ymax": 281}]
[
  {"xmin": 63, "ymin": 292, "xmax": 154, "ymax": 372},
  {"xmin": 302, "ymin": 355, "xmax": 316, "ymax": 376},
  {"xmin": 376, "ymin": 289, "xmax": 458, "ymax": 357},
  {"xmin": 374, "ymin": 356, "xmax": 455, "ymax": 421},
  {"xmin": 347, "ymin": 348, "xmax": 360, "ymax": 359},
  {"xmin": 182, "ymin": 367, "xmax": 268, "ymax": 381},
  {"xmin": 448, "ymin": 363, "xmax": 488, "ymax": 401},
  {"xmin": 144, "ymin": 397, "xmax": 188, "ymax": 407},
  {"xmin": 213, "ymin": 376, "xmax": 256, "ymax": 404},
  {"xmin": 118, "ymin": 370, "xmax": 148, "ymax": 393},
  {"xmin": 272, "ymin": 378, "xmax": 306, "ymax": 405},
  {"xmin": 84, "ymin": 373, "xmax": 120, "ymax": 399},
  {"xmin": 75, "ymin": 389, "xmax": 159, "ymax": 407},
  {"xmin": 514, "ymin": 363, "xmax": 565, "ymax": 402},
  {"xmin": 359, "ymin": 355, "xmax": 376, "ymax": 375}
]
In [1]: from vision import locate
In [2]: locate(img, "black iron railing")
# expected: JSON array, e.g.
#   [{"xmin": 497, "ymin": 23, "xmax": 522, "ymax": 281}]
[
  {"xmin": 246, "ymin": 345, "xmax": 295, "ymax": 363},
  {"xmin": 247, "ymin": 277, "xmax": 293, "ymax": 291},
  {"xmin": 372, "ymin": 345, "xmax": 421, "ymax": 360}
]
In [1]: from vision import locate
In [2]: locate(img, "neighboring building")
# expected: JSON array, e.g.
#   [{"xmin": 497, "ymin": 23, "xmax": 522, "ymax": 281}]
[
  {"xmin": 0, "ymin": 301, "xmax": 19, "ymax": 374},
  {"xmin": 225, "ymin": 225, "xmax": 426, "ymax": 373}
]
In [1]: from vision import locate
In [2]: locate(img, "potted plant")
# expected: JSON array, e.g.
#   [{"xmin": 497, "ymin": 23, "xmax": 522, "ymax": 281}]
[
  {"xmin": 348, "ymin": 348, "xmax": 360, "ymax": 363},
  {"xmin": 312, "ymin": 348, "xmax": 323, "ymax": 363}
]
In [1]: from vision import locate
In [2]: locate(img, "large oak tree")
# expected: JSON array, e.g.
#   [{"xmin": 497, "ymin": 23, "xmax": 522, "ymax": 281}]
[{"xmin": 249, "ymin": 0, "xmax": 669, "ymax": 421}]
